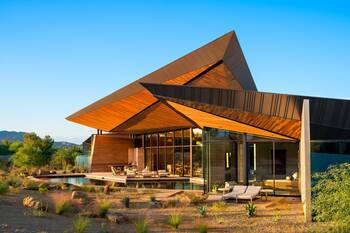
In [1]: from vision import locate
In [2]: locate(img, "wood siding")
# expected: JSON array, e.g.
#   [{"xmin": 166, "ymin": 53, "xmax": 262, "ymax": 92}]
[
  {"xmin": 167, "ymin": 101, "xmax": 295, "ymax": 140},
  {"xmin": 90, "ymin": 134, "xmax": 133, "ymax": 172}
]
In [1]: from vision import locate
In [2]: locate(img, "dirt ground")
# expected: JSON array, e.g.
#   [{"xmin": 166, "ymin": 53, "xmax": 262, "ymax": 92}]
[{"xmin": 0, "ymin": 189, "xmax": 308, "ymax": 233}]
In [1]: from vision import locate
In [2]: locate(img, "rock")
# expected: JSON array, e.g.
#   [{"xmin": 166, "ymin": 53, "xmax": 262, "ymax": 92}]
[
  {"xmin": 69, "ymin": 185, "xmax": 80, "ymax": 191},
  {"xmin": 103, "ymin": 185, "xmax": 110, "ymax": 194},
  {"xmin": 71, "ymin": 191, "xmax": 87, "ymax": 200},
  {"xmin": 149, "ymin": 201, "xmax": 162, "ymax": 208},
  {"xmin": 22, "ymin": 196, "xmax": 47, "ymax": 211},
  {"xmin": 106, "ymin": 212, "xmax": 129, "ymax": 224}
]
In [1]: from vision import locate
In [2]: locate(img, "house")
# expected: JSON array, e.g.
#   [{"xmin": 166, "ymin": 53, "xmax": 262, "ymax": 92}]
[{"xmin": 66, "ymin": 31, "xmax": 350, "ymax": 220}]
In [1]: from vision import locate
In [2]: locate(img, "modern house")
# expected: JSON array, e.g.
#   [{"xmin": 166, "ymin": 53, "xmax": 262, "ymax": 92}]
[{"xmin": 67, "ymin": 31, "xmax": 350, "ymax": 219}]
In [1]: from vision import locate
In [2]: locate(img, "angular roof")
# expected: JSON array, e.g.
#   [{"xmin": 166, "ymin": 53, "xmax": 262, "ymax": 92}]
[
  {"xmin": 66, "ymin": 31, "xmax": 256, "ymax": 131},
  {"xmin": 142, "ymin": 83, "xmax": 350, "ymax": 140}
]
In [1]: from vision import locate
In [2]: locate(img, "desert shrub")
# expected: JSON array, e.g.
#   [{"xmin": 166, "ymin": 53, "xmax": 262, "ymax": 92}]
[
  {"xmin": 245, "ymin": 201, "xmax": 256, "ymax": 217},
  {"xmin": 197, "ymin": 206, "xmax": 207, "ymax": 218},
  {"xmin": 308, "ymin": 221, "xmax": 350, "ymax": 233},
  {"xmin": 211, "ymin": 201, "xmax": 228, "ymax": 212},
  {"xmin": 5, "ymin": 175, "xmax": 22, "ymax": 187},
  {"xmin": 32, "ymin": 209, "xmax": 47, "ymax": 217},
  {"xmin": 167, "ymin": 214, "xmax": 182, "ymax": 230},
  {"xmin": 73, "ymin": 216, "xmax": 90, "ymax": 233},
  {"xmin": 135, "ymin": 216, "xmax": 149, "ymax": 233},
  {"xmin": 149, "ymin": 195, "xmax": 156, "ymax": 202},
  {"xmin": 81, "ymin": 185, "xmax": 96, "ymax": 192},
  {"xmin": 198, "ymin": 224, "xmax": 208, "ymax": 233},
  {"xmin": 272, "ymin": 209, "xmax": 281, "ymax": 223},
  {"xmin": 189, "ymin": 195, "xmax": 204, "ymax": 206},
  {"xmin": 211, "ymin": 184, "xmax": 218, "ymax": 193},
  {"xmin": 121, "ymin": 196, "xmax": 130, "ymax": 208},
  {"xmin": 38, "ymin": 183, "xmax": 49, "ymax": 194},
  {"xmin": 215, "ymin": 215, "xmax": 225, "ymax": 224},
  {"xmin": 55, "ymin": 200, "xmax": 70, "ymax": 215},
  {"xmin": 97, "ymin": 200, "xmax": 111, "ymax": 217},
  {"xmin": 55, "ymin": 182, "xmax": 67, "ymax": 190},
  {"xmin": 22, "ymin": 179, "xmax": 40, "ymax": 190},
  {"xmin": 312, "ymin": 163, "xmax": 350, "ymax": 222},
  {"xmin": 167, "ymin": 198, "xmax": 180, "ymax": 208},
  {"xmin": 0, "ymin": 180, "xmax": 9, "ymax": 194}
]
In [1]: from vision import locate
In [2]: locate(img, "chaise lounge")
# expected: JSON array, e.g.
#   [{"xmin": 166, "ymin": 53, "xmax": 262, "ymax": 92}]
[
  {"xmin": 235, "ymin": 186, "xmax": 261, "ymax": 202},
  {"xmin": 222, "ymin": 185, "xmax": 247, "ymax": 200}
]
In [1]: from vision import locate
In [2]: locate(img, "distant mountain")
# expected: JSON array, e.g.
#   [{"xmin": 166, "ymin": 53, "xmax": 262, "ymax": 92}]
[
  {"xmin": 53, "ymin": 141, "xmax": 78, "ymax": 148},
  {"xmin": 0, "ymin": 130, "xmax": 78, "ymax": 148},
  {"xmin": 0, "ymin": 130, "xmax": 25, "ymax": 141}
]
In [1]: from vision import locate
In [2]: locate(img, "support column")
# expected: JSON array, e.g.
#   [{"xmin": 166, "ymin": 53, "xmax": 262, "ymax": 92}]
[
  {"xmin": 300, "ymin": 99, "xmax": 312, "ymax": 222},
  {"xmin": 242, "ymin": 133, "xmax": 249, "ymax": 185}
]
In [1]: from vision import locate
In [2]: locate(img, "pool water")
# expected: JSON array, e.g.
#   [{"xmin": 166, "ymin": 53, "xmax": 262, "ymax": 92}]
[{"xmin": 47, "ymin": 177, "xmax": 203, "ymax": 190}]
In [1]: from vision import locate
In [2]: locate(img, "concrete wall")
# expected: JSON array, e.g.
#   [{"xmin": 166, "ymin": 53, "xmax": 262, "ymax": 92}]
[
  {"xmin": 299, "ymin": 99, "xmax": 312, "ymax": 222},
  {"xmin": 90, "ymin": 134, "xmax": 133, "ymax": 172}
]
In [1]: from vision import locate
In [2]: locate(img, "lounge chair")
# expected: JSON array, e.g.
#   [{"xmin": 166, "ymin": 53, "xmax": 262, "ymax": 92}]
[
  {"xmin": 222, "ymin": 185, "xmax": 247, "ymax": 200},
  {"xmin": 236, "ymin": 186, "xmax": 261, "ymax": 202},
  {"xmin": 111, "ymin": 166, "xmax": 119, "ymax": 176},
  {"xmin": 126, "ymin": 170, "xmax": 136, "ymax": 178},
  {"xmin": 141, "ymin": 167, "xmax": 153, "ymax": 178},
  {"xmin": 158, "ymin": 170, "xmax": 168, "ymax": 177}
]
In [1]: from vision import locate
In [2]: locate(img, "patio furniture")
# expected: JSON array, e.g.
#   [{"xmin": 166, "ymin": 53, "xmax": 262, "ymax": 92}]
[
  {"xmin": 260, "ymin": 188, "xmax": 273, "ymax": 200},
  {"xmin": 222, "ymin": 185, "xmax": 247, "ymax": 200},
  {"xmin": 111, "ymin": 166, "xmax": 120, "ymax": 176},
  {"xmin": 236, "ymin": 186, "xmax": 261, "ymax": 202},
  {"xmin": 158, "ymin": 170, "xmax": 168, "ymax": 177},
  {"xmin": 141, "ymin": 167, "xmax": 153, "ymax": 178},
  {"xmin": 126, "ymin": 170, "xmax": 136, "ymax": 178},
  {"xmin": 218, "ymin": 181, "xmax": 236, "ymax": 195}
]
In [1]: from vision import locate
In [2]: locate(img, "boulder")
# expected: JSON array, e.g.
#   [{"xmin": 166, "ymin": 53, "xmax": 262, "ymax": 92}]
[
  {"xmin": 103, "ymin": 185, "xmax": 110, "ymax": 194},
  {"xmin": 71, "ymin": 191, "xmax": 87, "ymax": 200},
  {"xmin": 106, "ymin": 212, "xmax": 129, "ymax": 224},
  {"xmin": 22, "ymin": 196, "xmax": 47, "ymax": 211}
]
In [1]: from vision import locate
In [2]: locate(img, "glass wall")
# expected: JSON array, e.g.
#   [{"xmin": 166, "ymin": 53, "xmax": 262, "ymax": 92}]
[
  {"xmin": 311, "ymin": 141, "xmax": 350, "ymax": 173},
  {"xmin": 203, "ymin": 127, "xmax": 299, "ymax": 195},
  {"xmin": 136, "ymin": 128, "xmax": 203, "ymax": 177}
]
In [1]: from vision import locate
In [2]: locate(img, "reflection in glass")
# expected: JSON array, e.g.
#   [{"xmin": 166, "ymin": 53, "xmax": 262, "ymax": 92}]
[
  {"xmin": 145, "ymin": 134, "xmax": 151, "ymax": 147},
  {"xmin": 175, "ymin": 130, "xmax": 182, "ymax": 146},
  {"xmin": 166, "ymin": 147, "xmax": 174, "ymax": 174},
  {"xmin": 159, "ymin": 148, "xmax": 166, "ymax": 170},
  {"xmin": 145, "ymin": 148, "xmax": 151, "ymax": 170},
  {"xmin": 166, "ymin": 132, "xmax": 174, "ymax": 146},
  {"xmin": 192, "ymin": 128, "xmax": 203, "ymax": 146},
  {"xmin": 192, "ymin": 146, "xmax": 202, "ymax": 177},
  {"xmin": 151, "ymin": 133, "xmax": 158, "ymax": 147},
  {"xmin": 183, "ymin": 146, "xmax": 190, "ymax": 176},
  {"xmin": 151, "ymin": 148, "xmax": 158, "ymax": 171},
  {"xmin": 183, "ymin": 129, "xmax": 190, "ymax": 145},
  {"xmin": 159, "ymin": 133, "xmax": 166, "ymax": 147},
  {"xmin": 175, "ymin": 147, "xmax": 183, "ymax": 175}
]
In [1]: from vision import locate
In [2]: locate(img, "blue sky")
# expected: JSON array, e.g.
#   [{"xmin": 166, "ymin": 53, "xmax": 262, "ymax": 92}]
[{"xmin": 0, "ymin": 0, "xmax": 349, "ymax": 143}]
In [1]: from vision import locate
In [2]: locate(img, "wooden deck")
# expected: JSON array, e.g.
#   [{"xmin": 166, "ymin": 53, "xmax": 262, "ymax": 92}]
[{"xmin": 85, "ymin": 172, "xmax": 190, "ymax": 184}]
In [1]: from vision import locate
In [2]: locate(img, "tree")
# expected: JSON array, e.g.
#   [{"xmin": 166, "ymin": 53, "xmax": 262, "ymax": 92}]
[
  {"xmin": 11, "ymin": 133, "xmax": 54, "ymax": 169},
  {"xmin": 12, "ymin": 145, "xmax": 45, "ymax": 168},
  {"xmin": 50, "ymin": 146, "xmax": 82, "ymax": 170},
  {"xmin": 8, "ymin": 141, "xmax": 23, "ymax": 153}
]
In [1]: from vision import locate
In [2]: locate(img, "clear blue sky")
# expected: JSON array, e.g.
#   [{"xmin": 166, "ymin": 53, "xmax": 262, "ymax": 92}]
[{"xmin": 1, "ymin": 0, "xmax": 349, "ymax": 143}]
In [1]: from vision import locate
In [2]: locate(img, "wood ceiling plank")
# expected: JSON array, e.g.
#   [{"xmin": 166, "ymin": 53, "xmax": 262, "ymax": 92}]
[{"xmin": 166, "ymin": 101, "xmax": 296, "ymax": 141}]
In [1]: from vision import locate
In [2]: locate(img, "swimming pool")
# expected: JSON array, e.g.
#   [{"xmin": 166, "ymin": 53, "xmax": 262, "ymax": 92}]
[{"xmin": 46, "ymin": 176, "xmax": 203, "ymax": 190}]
